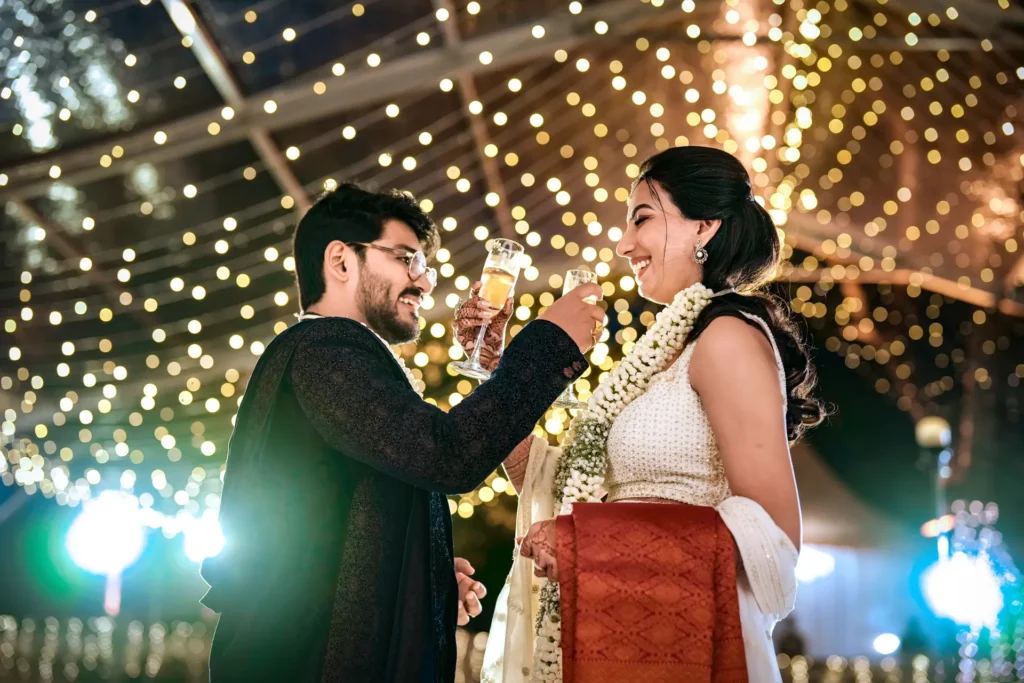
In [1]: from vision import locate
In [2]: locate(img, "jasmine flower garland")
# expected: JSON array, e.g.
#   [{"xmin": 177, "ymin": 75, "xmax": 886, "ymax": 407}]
[{"xmin": 531, "ymin": 282, "xmax": 715, "ymax": 683}]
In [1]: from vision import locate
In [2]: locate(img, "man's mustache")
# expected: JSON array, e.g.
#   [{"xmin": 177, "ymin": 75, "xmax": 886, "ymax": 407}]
[{"xmin": 398, "ymin": 288, "xmax": 423, "ymax": 301}]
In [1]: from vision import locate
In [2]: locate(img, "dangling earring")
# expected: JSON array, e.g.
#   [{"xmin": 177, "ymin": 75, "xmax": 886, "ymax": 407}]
[{"xmin": 693, "ymin": 238, "xmax": 709, "ymax": 265}]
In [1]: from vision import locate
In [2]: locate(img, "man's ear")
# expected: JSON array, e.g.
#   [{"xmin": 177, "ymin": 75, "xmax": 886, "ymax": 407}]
[{"xmin": 323, "ymin": 241, "xmax": 352, "ymax": 284}]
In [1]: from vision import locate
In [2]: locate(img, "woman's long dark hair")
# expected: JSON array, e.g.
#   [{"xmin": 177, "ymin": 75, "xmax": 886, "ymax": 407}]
[{"xmin": 635, "ymin": 146, "xmax": 824, "ymax": 441}]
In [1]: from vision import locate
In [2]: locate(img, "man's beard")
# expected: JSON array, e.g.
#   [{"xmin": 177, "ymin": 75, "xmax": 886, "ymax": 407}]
[{"xmin": 357, "ymin": 266, "xmax": 420, "ymax": 344}]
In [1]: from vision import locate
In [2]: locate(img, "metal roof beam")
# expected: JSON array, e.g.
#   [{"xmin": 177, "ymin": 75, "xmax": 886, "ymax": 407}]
[
  {"xmin": 782, "ymin": 222, "xmax": 1024, "ymax": 317},
  {"xmin": 160, "ymin": 0, "xmax": 311, "ymax": 214},
  {"xmin": 1005, "ymin": 254, "xmax": 1024, "ymax": 292},
  {"xmin": 432, "ymin": 0, "xmax": 515, "ymax": 238},
  {"xmin": 0, "ymin": 0, "xmax": 689, "ymax": 201},
  {"xmin": 8, "ymin": 201, "xmax": 159, "ymax": 327}
]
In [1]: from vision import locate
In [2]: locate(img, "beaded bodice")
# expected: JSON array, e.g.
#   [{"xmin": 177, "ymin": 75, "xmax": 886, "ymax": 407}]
[{"xmin": 605, "ymin": 313, "xmax": 786, "ymax": 506}]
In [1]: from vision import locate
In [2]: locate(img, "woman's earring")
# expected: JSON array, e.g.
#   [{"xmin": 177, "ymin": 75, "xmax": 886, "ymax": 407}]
[{"xmin": 693, "ymin": 238, "xmax": 709, "ymax": 265}]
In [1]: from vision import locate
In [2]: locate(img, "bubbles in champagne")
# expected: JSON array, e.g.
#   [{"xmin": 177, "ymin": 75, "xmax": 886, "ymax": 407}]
[{"xmin": 480, "ymin": 267, "xmax": 516, "ymax": 309}]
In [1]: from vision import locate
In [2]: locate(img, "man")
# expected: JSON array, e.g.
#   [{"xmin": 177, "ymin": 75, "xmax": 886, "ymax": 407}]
[{"xmin": 201, "ymin": 183, "xmax": 603, "ymax": 683}]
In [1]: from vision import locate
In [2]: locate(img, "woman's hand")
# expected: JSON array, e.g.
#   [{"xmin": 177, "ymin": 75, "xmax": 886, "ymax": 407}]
[
  {"xmin": 453, "ymin": 281, "xmax": 514, "ymax": 373},
  {"xmin": 519, "ymin": 519, "xmax": 559, "ymax": 582}
]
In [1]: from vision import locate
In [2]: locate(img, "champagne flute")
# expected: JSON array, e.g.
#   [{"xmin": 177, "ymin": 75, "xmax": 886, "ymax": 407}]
[
  {"xmin": 552, "ymin": 269, "xmax": 600, "ymax": 410},
  {"xmin": 450, "ymin": 238, "xmax": 525, "ymax": 380}
]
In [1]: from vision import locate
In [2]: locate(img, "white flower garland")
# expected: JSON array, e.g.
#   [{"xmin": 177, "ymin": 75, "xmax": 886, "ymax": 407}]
[{"xmin": 530, "ymin": 282, "xmax": 714, "ymax": 683}]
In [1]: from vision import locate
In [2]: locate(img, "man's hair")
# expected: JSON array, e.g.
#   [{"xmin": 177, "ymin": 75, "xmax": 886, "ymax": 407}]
[{"xmin": 291, "ymin": 183, "xmax": 440, "ymax": 311}]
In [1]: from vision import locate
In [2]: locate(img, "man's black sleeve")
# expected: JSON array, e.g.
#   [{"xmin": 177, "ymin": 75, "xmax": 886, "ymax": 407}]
[{"xmin": 289, "ymin": 319, "xmax": 587, "ymax": 493}]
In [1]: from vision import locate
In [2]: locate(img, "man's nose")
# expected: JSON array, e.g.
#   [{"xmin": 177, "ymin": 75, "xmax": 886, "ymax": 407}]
[{"xmin": 416, "ymin": 270, "xmax": 436, "ymax": 295}]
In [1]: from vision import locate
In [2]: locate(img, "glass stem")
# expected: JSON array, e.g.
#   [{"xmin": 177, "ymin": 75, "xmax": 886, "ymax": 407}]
[{"xmin": 467, "ymin": 319, "xmax": 489, "ymax": 367}]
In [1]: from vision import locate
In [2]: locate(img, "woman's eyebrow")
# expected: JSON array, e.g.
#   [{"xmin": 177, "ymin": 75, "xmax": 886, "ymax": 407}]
[{"xmin": 630, "ymin": 203, "xmax": 654, "ymax": 221}]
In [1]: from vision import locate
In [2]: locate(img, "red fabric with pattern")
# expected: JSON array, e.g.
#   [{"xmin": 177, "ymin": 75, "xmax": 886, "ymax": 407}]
[{"xmin": 556, "ymin": 503, "xmax": 748, "ymax": 683}]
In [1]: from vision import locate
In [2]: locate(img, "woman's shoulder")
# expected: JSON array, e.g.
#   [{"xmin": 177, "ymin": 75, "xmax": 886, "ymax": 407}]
[
  {"xmin": 688, "ymin": 314, "xmax": 782, "ymax": 389},
  {"xmin": 658, "ymin": 314, "xmax": 763, "ymax": 384},
  {"xmin": 694, "ymin": 314, "xmax": 775, "ymax": 357}
]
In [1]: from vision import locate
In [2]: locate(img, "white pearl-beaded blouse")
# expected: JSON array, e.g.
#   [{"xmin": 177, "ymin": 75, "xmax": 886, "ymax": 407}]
[{"xmin": 605, "ymin": 313, "xmax": 787, "ymax": 506}]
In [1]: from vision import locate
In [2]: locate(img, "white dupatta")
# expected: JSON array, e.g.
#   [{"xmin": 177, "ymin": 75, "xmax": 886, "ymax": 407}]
[
  {"xmin": 481, "ymin": 441, "xmax": 800, "ymax": 683},
  {"xmin": 481, "ymin": 437, "xmax": 559, "ymax": 683}
]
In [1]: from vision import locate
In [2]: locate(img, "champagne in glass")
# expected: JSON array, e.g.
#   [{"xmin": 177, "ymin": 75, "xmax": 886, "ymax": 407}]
[
  {"xmin": 553, "ymin": 269, "xmax": 600, "ymax": 410},
  {"xmin": 479, "ymin": 266, "xmax": 516, "ymax": 310},
  {"xmin": 451, "ymin": 238, "xmax": 524, "ymax": 380}
]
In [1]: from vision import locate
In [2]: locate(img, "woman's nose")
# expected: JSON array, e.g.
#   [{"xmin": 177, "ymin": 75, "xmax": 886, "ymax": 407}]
[{"xmin": 616, "ymin": 232, "xmax": 633, "ymax": 258}]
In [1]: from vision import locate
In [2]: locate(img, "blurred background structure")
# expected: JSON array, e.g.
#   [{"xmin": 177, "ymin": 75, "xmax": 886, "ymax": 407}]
[{"xmin": 1, "ymin": 0, "xmax": 1022, "ymax": 680}]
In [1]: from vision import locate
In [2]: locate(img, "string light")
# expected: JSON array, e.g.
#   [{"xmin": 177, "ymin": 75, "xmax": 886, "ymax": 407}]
[{"xmin": 1, "ymin": 0, "xmax": 1021, "ymax": 531}]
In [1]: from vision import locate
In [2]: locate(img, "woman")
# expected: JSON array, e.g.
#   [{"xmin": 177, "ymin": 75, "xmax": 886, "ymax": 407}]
[{"xmin": 457, "ymin": 146, "xmax": 824, "ymax": 683}]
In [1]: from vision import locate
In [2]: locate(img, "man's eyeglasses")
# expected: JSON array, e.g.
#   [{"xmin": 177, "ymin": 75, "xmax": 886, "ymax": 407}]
[{"xmin": 347, "ymin": 242, "xmax": 437, "ymax": 286}]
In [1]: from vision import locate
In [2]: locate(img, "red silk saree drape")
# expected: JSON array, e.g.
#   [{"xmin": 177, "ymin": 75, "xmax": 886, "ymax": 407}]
[{"xmin": 556, "ymin": 502, "xmax": 748, "ymax": 683}]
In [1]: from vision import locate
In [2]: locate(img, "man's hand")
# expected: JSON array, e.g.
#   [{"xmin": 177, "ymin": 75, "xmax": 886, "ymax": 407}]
[
  {"xmin": 455, "ymin": 557, "xmax": 487, "ymax": 626},
  {"xmin": 453, "ymin": 282, "xmax": 514, "ymax": 373},
  {"xmin": 519, "ymin": 519, "xmax": 559, "ymax": 582},
  {"xmin": 537, "ymin": 283, "xmax": 605, "ymax": 354}
]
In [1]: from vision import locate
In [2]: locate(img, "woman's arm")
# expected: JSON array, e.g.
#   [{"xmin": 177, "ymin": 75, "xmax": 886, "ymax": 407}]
[
  {"xmin": 689, "ymin": 316, "xmax": 802, "ymax": 550},
  {"xmin": 501, "ymin": 434, "xmax": 535, "ymax": 494}
]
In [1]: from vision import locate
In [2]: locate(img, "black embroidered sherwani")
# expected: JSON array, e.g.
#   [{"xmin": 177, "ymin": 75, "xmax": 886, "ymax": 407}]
[{"xmin": 200, "ymin": 317, "xmax": 587, "ymax": 683}]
